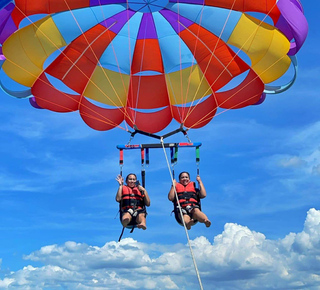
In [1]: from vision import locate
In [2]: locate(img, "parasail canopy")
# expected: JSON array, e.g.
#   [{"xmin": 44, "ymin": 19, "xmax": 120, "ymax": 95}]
[{"xmin": 0, "ymin": 0, "xmax": 308, "ymax": 134}]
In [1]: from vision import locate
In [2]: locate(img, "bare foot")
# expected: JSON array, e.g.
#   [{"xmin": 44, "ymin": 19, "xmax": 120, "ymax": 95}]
[
  {"xmin": 122, "ymin": 218, "xmax": 130, "ymax": 227},
  {"xmin": 137, "ymin": 223, "xmax": 147, "ymax": 230},
  {"xmin": 186, "ymin": 219, "xmax": 195, "ymax": 230},
  {"xmin": 204, "ymin": 219, "xmax": 211, "ymax": 228}
]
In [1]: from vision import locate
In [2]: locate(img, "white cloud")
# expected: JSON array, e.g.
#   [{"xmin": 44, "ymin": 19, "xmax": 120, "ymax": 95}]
[
  {"xmin": 252, "ymin": 122, "xmax": 320, "ymax": 178},
  {"xmin": 278, "ymin": 156, "xmax": 307, "ymax": 168},
  {"xmin": 1, "ymin": 209, "xmax": 320, "ymax": 289},
  {"xmin": 282, "ymin": 208, "xmax": 320, "ymax": 253},
  {"xmin": 289, "ymin": 122, "xmax": 320, "ymax": 146},
  {"xmin": 0, "ymin": 278, "xmax": 14, "ymax": 289},
  {"xmin": 0, "ymin": 150, "xmax": 122, "ymax": 192},
  {"xmin": 0, "ymin": 104, "xmax": 99, "ymax": 141},
  {"xmin": 0, "ymin": 171, "xmax": 45, "ymax": 193}
]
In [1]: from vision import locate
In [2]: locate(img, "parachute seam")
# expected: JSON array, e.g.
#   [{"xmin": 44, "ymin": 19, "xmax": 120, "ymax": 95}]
[
  {"xmin": 10, "ymin": 4, "xmax": 135, "ymax": 127},
  {"xmin": 94, "ymin": 0, "xmax": 132, "ymax": 132},
  {"xmin": 3, "ymin": 52, "xmax": 126, "ymax": 131},
  {"xmin": 7, "ymin": 7, "xmax": 134, "ymax": 123},
  {"xmin": 189, "ymin": 53, "xmax": 286, "ymax": 129},
  {"xmin": 3, "ymin": 1, "xmax": 296, "ymax": 134},
  {"xmin": 61, "ymin": 0, "xmax": 135, "ymax": 125},
  {"xmin": 182, "ymin": 0, "xmax": 237, "ymax": 125},
  {"xmin": 61, "ymin": 0, "xmax": 132, "ymax": 117},
  {"xmin": 183, "ymin": 1, "xmax": 280, "ymax": 128}
]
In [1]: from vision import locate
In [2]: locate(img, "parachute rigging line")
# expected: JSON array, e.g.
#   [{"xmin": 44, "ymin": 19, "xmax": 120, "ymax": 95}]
[
  {"xmin": 0, "ymin": 15, "xmax": 133, "ymax": 130},
  {"xmin": 61, "ymin": 0, "xmax": 133, "ymax": 119},
  {"xmin": 1, "ymin": 58, "xmax": 127, "ymax": 131},
  {"xmin": 117, "ymin": 142, "xmax": 148, "ymax": 241},
  {"xmin": 181, "ymin": 0, "xmax": 277, "ymax": 126},
  {"xmin": 116, "ymin": 141, "xmax": 204, "ymax": 287},
  {"xmin": 7, "ymin": 3, "xmax": 136, "ymax": 125},
  {"xmin": 128, "ymin": 124, "xmax": 191, "ymax": 143},
  {"xmin": 160, "ymin": 138, "xmax": 203, "ymax": 290},
  {"xmin": 0, "ymin": 1, "xmax": 308, "ymax": 134}
]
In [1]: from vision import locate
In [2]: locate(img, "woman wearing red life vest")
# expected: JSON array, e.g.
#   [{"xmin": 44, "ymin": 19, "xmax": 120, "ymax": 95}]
[
  {"xmin": 168, "ymin": 172, "xmax": 211, "ymax": 230},
  {"xmin": 116, "ymin": 173, "xmax": 150, "ymax": 230}
]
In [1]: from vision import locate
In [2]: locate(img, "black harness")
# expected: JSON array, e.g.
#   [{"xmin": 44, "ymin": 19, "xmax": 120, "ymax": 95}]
[{"xmin": 118, "ymin": 186, "xmax": 147, "ymax": 241}]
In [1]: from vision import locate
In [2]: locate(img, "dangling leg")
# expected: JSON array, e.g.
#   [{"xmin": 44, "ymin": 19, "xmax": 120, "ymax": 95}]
[
  {"xmin": 136, "ymin": 213, "xmax": 147, "ymax": 230},
  {"xmin": 121, "ymin": 212, "xmax": 132, "ymax": 227},
  {"xmin": 192, "ymin": 208, "xmax": 211, "ymax": 227},
  {"xmin": 182, "ymin": 214, "xmax": 195, "ymax": 230}
]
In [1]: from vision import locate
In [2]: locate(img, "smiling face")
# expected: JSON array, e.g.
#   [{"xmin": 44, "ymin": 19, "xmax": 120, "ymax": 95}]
[
  {"xmin": 179, "ymin": 172, "xmax": 190, "ymax": 186},
  {"xmin": 126, "ymin": 174, "xmax": 137, "ymax": 188}
]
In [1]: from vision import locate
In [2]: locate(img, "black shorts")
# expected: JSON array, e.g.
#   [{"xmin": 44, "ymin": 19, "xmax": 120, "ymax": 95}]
[
  {"xmin": 120, "ymin": 208, "xmax": 147, "ymax": 226},
  {"xmin": 174, "ymin": 205, "xmax": 199, "ymax": 226}
]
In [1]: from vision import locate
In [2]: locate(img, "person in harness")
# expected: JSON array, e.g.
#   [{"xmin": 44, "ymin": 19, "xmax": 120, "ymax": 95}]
[
  {"xmin": 116, "ymin": 173, "xmax": 150, "ymax": 230},
  {"xmin": 168, "ymin": 172, "xmax": 211, "ymax": 230}
]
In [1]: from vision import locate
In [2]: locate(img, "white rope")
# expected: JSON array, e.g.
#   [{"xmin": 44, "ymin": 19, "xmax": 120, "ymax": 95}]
[{"xmin": 160, "ymin": 138, "xmax": 204, "ymax": 290}]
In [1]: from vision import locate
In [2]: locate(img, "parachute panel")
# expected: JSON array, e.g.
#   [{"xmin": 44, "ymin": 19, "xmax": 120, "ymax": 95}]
[{"xmin": 0, "ymin": 0, "xmax": 308, "ymax": 133}]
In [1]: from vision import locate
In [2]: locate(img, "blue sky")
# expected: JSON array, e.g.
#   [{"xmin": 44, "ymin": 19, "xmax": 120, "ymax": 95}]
[{"xmin": 0, "ymin": 1, "xmax": 320, "ymax": 289}]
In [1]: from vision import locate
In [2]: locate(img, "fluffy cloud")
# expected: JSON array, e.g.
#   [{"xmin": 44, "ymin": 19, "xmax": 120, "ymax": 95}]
[{"xmin": 1, "ymin": 209, "xmax": 320, "ymax": 289}]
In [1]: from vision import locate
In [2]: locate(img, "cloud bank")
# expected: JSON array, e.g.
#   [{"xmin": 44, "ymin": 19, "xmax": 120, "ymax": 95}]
[{"xmin": 1, "ymin": 208, "xmax": 320, "ymax": 289}]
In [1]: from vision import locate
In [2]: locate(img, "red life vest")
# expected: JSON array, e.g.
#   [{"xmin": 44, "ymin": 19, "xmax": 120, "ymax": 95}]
[
  {"xmin": 175, "ymin": 182, "xmax": 199, "ymax": 208},
  {"xmin": 121, "ymin": 185, "xmax": 145, "ymax": 211}
]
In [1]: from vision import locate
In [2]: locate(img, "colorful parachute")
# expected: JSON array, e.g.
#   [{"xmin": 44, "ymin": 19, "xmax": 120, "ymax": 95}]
[
  {"xmin": 0, "ymin": 1, "xmax": 17, "ymax": 62},
  {"xmin": 0, "ymin": 0, "xmax": 308, "ymax": 133}
]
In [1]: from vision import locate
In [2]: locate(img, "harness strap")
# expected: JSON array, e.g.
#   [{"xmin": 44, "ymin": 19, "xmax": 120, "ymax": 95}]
[
  {"xmin": 118, "ymin": 225, "xmax": 136, "ymax": 242},
  {"xmin": 177, "ymin": 191, "xmax": 198, "ymax": 199},
  {"xmin": 122, "ymin": 193, "xmax": 144, "ymax": 199},
  {"xmin": 118, "ymin": 227, "xmax": 125, "ymax": 242},
  {"xmin": 177, "ymin": 200, "xmax": 199, "ymax": 207},
  {"xmin": 121, "ymin": 199, "xmax": 144, "ymax": 207},
  {"xmin": 175, "ymin": 183, "xmax": 200, "ymax": 208},
  {"xmin": 122, "ymin": 194, "xmax": 144, "ymax": 199}
]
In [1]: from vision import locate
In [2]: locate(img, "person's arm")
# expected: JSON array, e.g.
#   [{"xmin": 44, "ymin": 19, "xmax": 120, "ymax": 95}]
[
  {"xmin": 196, "ymin": 175, "xmax": 207, "ymax": 198},
  {"xmin": 139, "ymin": 185, "xmax": 151, "ymax": 206},
  {"xmin": 168, "ymin": 179, "xmax": 177, "ymax": 201},
  {"xmin": 115, "ymin": 175, "xmax": 124, "ymax": 202}
]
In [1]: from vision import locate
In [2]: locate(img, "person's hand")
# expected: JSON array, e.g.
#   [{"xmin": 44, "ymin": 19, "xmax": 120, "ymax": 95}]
[
  {"xmin": 196, "ymin": 175, "xmax": 202, "ymax": 183},
  {"xmin": 172, "ymin": 179, "xmax": 177, "ymax": 187},
  {"xmin": 138, "ymin": 185, "xmax": 145, "ymax": 191},
  {"xmin": 116, "ymin": 174, "xmax": 124, "ymax": 185}
]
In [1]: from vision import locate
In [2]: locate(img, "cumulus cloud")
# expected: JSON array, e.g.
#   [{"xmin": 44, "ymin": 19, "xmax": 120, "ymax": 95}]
[{"xmin": 1, "ymin": 209, "xmax": 320, "ymax": 289}]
